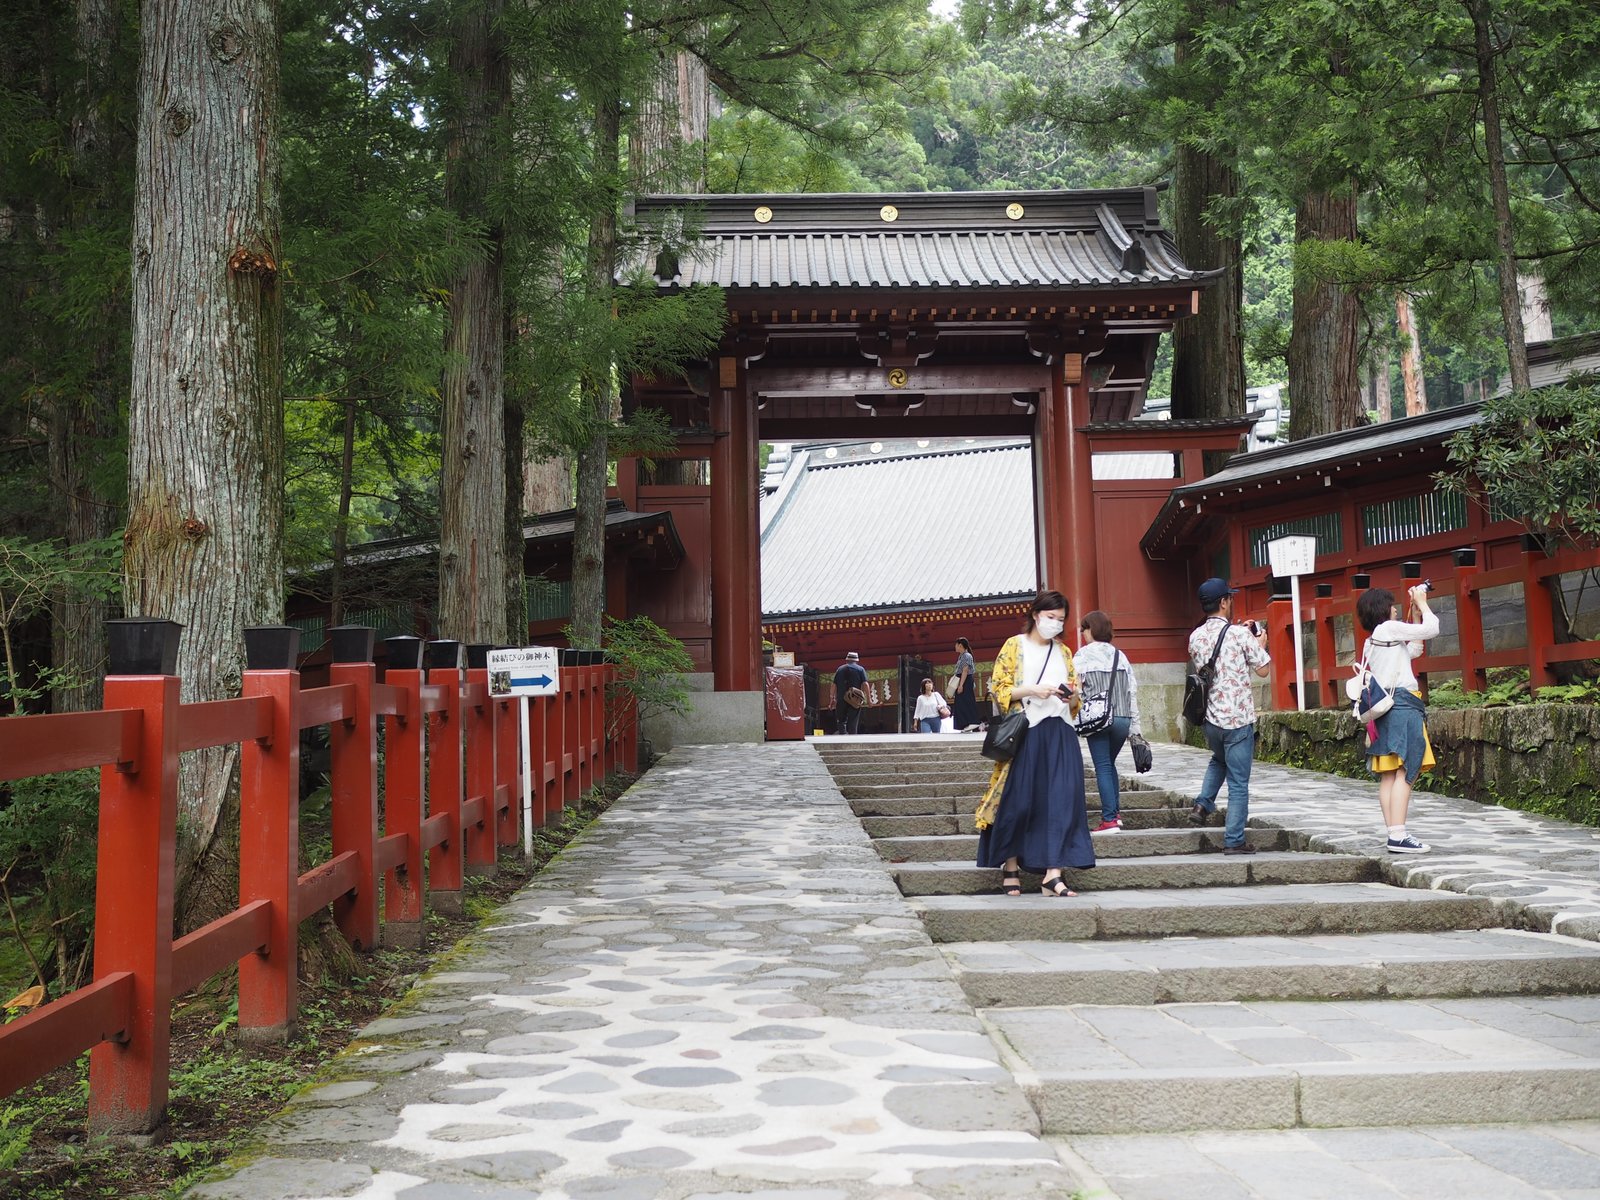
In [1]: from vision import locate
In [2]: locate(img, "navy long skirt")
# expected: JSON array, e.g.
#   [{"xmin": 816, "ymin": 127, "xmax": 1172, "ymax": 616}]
[
  {"xmin": 976, "ymin": 717, "xmax": 1095, "ymax": 873},
  {"xmin": 952, "ymin": 675, "xmax": 981, "ymax": 730}
]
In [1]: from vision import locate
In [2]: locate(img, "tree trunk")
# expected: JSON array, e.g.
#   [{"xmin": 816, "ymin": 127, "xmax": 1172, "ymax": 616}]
[
  {"xmin": 522, "ymin": 456, "xmax": 573, "ymax": 514},
  {"xmin": 570, "ymin": 86, "xmax": 623, "ymax": 650},
  {"xmin": 1286, "ymin": 185, "xmax": 1364, "ymax": 441},
  {"xmin": 48, "ymin": 0, "xmax": 129, "ymax": 714},
  {"xmin": 1469, "ymin": 0, "xmax": 1530, "ymax": 392},
  {"xmin": 1370, "ymin": 342, "xmax": 1392, "ymax": 422},
  {"xmin": 438, "ymin": 0, "xmax": 511, "ymax": 645},
  {"xmin": 1397, "ymin": 292, "xmax": 1428, "ymax": 416},
  {"xmin": 329, "ymin": 397, "xmax": 356, "ymax": 627},
  {"xmin": 125, "ymin": 0, "xmax": 284, "ymax": 905},
  {"xmin": 504, "ymin": 305, "xmax": 527, "ymax": 645}
]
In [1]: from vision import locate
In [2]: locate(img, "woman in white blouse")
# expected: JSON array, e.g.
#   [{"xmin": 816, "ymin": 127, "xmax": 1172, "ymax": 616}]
[
  {"xmin": 1356, "ymin": 583, "xmax": 1440, "ymax": 854},
  {"xmin": 911, "ymin": 678, "xmax": 949, "ymax": 733}
]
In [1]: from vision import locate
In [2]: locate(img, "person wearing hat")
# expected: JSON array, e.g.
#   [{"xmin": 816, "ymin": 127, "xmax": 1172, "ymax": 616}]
[
  {"xmin": 1187, "ymin": 578, "xmax": 1271, "ymax": 852},
  {"xmin": 834, "ymin": 651, "xmax": 869, "ymax": 735}
]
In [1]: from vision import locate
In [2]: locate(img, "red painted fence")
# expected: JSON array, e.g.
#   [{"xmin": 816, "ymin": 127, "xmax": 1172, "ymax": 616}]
[
  {"xmin": 0, "ymin": 620, "xmax": 637, "ymax": 1133},
  {"xmin": 1266, "ymin": 542, "xmax": 1600, "ymax": 710}
]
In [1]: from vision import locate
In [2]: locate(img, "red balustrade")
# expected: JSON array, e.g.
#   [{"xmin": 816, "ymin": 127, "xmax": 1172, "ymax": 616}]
[{"xmin": 0, "ymin": 622, "xmax": 635, "ymax": 1133}]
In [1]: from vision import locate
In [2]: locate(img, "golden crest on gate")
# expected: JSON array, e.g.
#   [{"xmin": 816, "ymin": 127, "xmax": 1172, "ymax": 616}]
[
  {"xmin": 887, "ymin": 368, "xmax": 909, "ymax": 389},
  {"xmin": 879, "ymin": 204, "xmax": 899, "ymax": 222}
]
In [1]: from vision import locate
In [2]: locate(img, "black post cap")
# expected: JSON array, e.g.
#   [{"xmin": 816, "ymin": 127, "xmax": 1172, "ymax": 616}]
[
  {"xmin": 559, "ymin": 648, "xmax": 582, "ymax": 666},
  {"xmin": 425, "ymin": 640, "xmax": 463, "ymax": 671},
  {"xmin": 1521, "ymin": 532, "xmax": 1545, "ymax": 553},
  {"xmin": 244, "ymin": 626, "xmax": 301, "ymax": 670},
  {"xmin": 328, "ymin": 625, "xmax": 376, "ymax": 664},
  {"xmin": 384, "ymin": 635, "xmax": 424, "ymax": 670},
  {"xmin": 1400, "ymin": 560, "xmax": 1423, "ymax": 579},
  {"xmin": 1352, "ymin": 572, "xmax": 1372, "ymax": 590},
  {"xmin": 1453, "ymin": 547, "xmax": 1478, "ymax": 567},
  {"xmin": 1267, "ymin": 575, "xmax": 1291, "ymax": 601},
  {"xmin": 1315, "ymin": 583, "xmax": 1334, "ymax": 598},
  {"xmin": 466, "ymin": 644, "xmax": 493, "ymax": 669},
  {"xmin": 107, "ymin": 618, "xmax": 182, "ymax": 676}
]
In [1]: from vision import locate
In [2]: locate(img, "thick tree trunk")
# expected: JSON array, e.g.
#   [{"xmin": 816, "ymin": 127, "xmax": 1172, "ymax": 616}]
[
  {"xmin": 1397, "ymin": 292, "xmax": 1428, "ymax": 416},
  {"xmin": 504, "ymin": 306, "xmax": 528, "ymax": 644},
  {"xmin": 522, "ymin": 456, "xmax": 573, "ymax": 514},
  {"xmin": 125, "ymin": 0, "xmax": 283, "ymax": 902},
  {"xmin": 570, "ymin": 88, "xmax": 623, "ymax": 650},
  {"xmin": 439, "ymin": 0, "xmax": 511, "ymax": 645},
  {"xmin": 329, "ymin": 397, "xmax": 356, "ymax": 627},
  {"xmin": 1286, "ymin": 185, "xmax": 1364, "ymax": 441},
  {"xmin": 1370, "ymin": 343, "xmax": 1392, "ymax": 422},
  {"xmin": 1469, "ymin": 0, "xmax": 1530, "ymax": 392}
]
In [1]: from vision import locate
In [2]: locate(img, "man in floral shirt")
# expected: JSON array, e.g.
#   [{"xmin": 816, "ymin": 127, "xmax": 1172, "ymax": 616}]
[{"xmin": 1187, "ymin": 578, "xmax": 1272, "ymax": 853}]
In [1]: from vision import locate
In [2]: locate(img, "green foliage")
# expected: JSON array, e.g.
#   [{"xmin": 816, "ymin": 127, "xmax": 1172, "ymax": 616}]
[
  {"xmin": 1426, "ymin": 672, "xmax": 1533, "ymax": 709},
  {"xmin": 598, "ymin": 614, "xmax": 695, "ymax": 743},
  {"xmin": 0, "ymin": 1105, "xmax": 35, "ymax": 1173},
  {"xmin": 0, "ymin": 769, "xmax": 100, "ymax": 996},
  {"xmin": 0, "ymin": 534, "xmax": 121, "ymax": 713}
]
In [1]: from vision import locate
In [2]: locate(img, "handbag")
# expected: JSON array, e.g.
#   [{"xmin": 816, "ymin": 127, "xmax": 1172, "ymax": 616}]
[
  {"xmin": 1182, "ymin": 622, "xmax": 1228, "ymax": 726},
  {"xmin": 1074, "ymin": 648, "xmax": 1122, "ymax": 737},
  {"xmin": 937, "ymin": 704, "xmax": 951, "ymax": 719},
  {"xmin": 1129, "ymin": 735, "xmax": 1153, "ymax": 773},
  {"xmin": 844, "ymin": 685, "xmax": 867, "ymax": 708},
  {"xmin": 980, "ymin": 643, "xmax": 1054, "ymax": 764},
  {"xmin": 1348, "ymin": 639, "xmax": 1398, "ymax": 725}
]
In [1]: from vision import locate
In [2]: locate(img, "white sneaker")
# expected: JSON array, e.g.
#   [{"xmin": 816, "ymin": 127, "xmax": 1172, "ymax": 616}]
[{"xmin": 1386, "ymin": 835, "xmax": 1430, "ymax": 854}]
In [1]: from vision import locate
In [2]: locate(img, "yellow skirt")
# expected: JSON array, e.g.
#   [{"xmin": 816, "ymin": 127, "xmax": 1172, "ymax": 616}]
[{"xmin": 1369, "ymin": 726, "xmax": 1435, "ymax": 775}]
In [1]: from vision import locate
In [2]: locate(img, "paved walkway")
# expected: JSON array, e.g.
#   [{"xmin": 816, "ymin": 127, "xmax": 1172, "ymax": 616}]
[{"xmin": 187, "ymin": 737, "xmax": 1600, "ymax": 1200}]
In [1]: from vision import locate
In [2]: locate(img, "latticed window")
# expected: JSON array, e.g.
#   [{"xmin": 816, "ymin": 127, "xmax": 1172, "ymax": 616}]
[
  {"xmin": 287, "ymin": 614, "xmax": 326, "ymax": 652},
  {"xmin": 527, "ymin": 579, "xmax": 571, "ymax": 623},
  {"xmin": 1247, "ymin": 513, "xmax": 1343, "ymax": 569},
  {"xmin": 345, "ymin": 603, "xmax": 418, "ymax": 638},
  {"xmin": 1361, "ymin": 491, "xmax": 1467, "ymax": 548}
]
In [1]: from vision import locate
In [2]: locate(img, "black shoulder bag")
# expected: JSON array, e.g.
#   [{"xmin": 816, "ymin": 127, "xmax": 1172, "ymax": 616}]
[
  {"xmin": 1181, "ymin": 622, "xmax": 1228, "ymax": 727},
  {"xmin": 981, "ymin": 642, "xmax": 1054, "ymax": 764}
]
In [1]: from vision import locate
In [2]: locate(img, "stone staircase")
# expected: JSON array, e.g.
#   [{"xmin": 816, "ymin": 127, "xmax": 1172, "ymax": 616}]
[{"xmin": 818, "ymin": 739, "xmax": 1600, "ymax": 1137}]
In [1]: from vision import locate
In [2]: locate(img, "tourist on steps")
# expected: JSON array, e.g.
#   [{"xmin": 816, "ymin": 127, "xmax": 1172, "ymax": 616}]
[
  {"xmin": 1075, "ymin": 609, "xmax": 1143, "ymax": 833},
  {"xmin": 1187, "ymin": 578, "xmax": 1272, "ymax": 854},
  {"xmin": 974, "ymin": 590, "xmax": 1095, "ymax": 897},
  {"xmin": 912, "ymin": 677, "xmax": 950, "ymax": 733},
  {"xmin": 833, "ymin": 651, "xmax": 868, "ymax": 736},
  {"xmin": 1357, "ymin": 583, "xmax": 1440, "ymax": 854},
  {"xmin": 950, "ymin": 637, "xmax": 982, "ymax": 732}
]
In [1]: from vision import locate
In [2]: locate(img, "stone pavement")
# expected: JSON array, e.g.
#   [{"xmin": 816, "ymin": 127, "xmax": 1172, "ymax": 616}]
[{"xmin": 187, "ymin": 736, "xmax": 1600, "ymax": 1200}]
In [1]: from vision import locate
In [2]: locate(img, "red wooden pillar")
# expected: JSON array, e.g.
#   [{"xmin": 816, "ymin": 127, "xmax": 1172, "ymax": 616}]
[
  {"xmin": 425, "ymin": 640, "xmax": 465, "ymax": 914},
  {"xmin": 494, "ymin": 692, "xmax": 521, "ymax": 850},
  {"xmin": 599, "ymin": 662, "xmax": 615, "ymax": 782},
  {"xmin": 562, "ymin": 665, "xmax": 581, "ymax": 805},
  {"xmin": 327, "ymin": 627, "xmax": 379, "ymax": 951},
  {"xmin": 588, "ymin": 663, "xmax": 604, "ymax": 784},
  {"xmin": 238, "ymin": 626, "xmax": 303, "ymax": 1043},
  {"xmin": 88, "ymin": 618, "xmax": 182, "ymax": 1135},
  {"xmin": 1313, "ymin": 588, "xmax": 1339, "ymax": 708},
  {"xmin": 1453, "ymin": 548, "xmax": 1483, "ymax": 691},
  {"xmin": 1033, "ymin": 355, "xmax": 1067, "ymax": 592},
  {"xmin": 526, "ymin": 694, "xmax": 548, "ymax": 830},
  {"xmin": 710, "ymin": 353, "xmax": 760, "ymax": 691},
  {"xmin": 1267, "ymin": 597, "xmax": 1295, "ymax": 710},
  {"xmin": 1033, "ymin": 347, "xmax": 1099, "ymax": 615},
  {"xmin": 544, "ymin": 676, "xmax": 564, "ymax": 818},
  {"xmin": 382, "ymin": 636, "xmax": 426, "ymax": 949},
  {"xmin": 1522, "ymin": 542, "xmax": 1558, "ymax": 689},
  {"xmin": 462, "ymin": 647, "xmax": 497, "ymax": 877},
  {"xmin": 573, "ymin": 664, "xmax": 592, "ymax": 798}
]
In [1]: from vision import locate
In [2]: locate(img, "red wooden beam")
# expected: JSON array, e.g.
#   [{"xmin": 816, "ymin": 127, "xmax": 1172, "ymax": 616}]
[
  {"xmin": 296, "ymin": 683, "xmax": 355, "ymax": 730},
  {"xmin": 0, "ymin": 709, "xmax": 140, "ymax": 781},
  {"xmin": 375, "ymin": 831, "xmax": 410, "ymax": 875},
  {"xmin": 0, "ymin": 973, "xmax": 133, "ymax": 1099},
  {"xmin": 175, "ymin": 695, "xmax": 272, "ymax": 752},
  {"xmin": 419, "ymin": 811, "xmax": 451, "ymax": 853},
  {"xmin": 372, "ymin": 682, "xmax": 409, "ymax": 717},
  {"xmin": 170, "ymin": 901, "xmax": 271, "ymax": 997},
  {"xmin": 297, "ymin": 851, "xmax": 362, "ymax": 916}
]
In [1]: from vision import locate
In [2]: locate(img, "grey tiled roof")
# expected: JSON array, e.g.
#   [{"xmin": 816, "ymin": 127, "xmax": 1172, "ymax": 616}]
[
  {"xmin": 760, "ymin": 442, "xmax": 1037, "ymax": 616},
  {"xmin": 631, "ymin": 188, "xmax": 1213, "ymax": 293}
]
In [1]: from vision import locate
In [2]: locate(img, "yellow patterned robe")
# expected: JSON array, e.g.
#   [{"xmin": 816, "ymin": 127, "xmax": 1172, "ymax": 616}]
[{"xmin": 975, "ymin": 635, "xmax": 1079, "ymax": 829}]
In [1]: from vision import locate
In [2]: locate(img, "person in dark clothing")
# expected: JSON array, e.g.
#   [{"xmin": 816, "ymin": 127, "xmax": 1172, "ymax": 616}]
[
  {"xmin": 833, "ymin": 651, "xmax": 868, "ymax": 735},
  {"xmin": 951, "ymin": 637, "xmax": 981, "ymax": 732}
]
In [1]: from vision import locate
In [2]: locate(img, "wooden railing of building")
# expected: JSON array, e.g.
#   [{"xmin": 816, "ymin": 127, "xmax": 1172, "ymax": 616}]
[
  {"xmin": 1266, "ymin": 543, "xmax": 1600, "ymax": 711},
  {"xmin": 0, "ymin": 620, "xmax": 636, "ymax": 1133}
]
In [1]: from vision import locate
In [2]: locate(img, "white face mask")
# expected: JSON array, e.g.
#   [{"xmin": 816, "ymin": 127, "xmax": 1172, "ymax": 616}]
[{"xmin": 1035, "ymin": 616, "xmax": 1065, "ymax": 640}]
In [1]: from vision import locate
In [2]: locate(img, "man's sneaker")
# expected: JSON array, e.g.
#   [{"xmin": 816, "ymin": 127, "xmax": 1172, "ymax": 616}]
[
  {"xmin": 1188, "ymin": 805, "xmax": 1212, "ymax": 827},
  {"xmin": 1222, "ymin": 842, "xmax": 1258, "ymax": 855},
  {"xmin": 1091, "ymin": 818, "xmax": 1122, "ymax": 833},
  {"xmin": 1386, "ymin": 835, "xmax": 1430, "ymax": 854}
]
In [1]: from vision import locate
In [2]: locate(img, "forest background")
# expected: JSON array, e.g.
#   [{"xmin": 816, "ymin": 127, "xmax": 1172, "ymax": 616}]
[{"xmin": 2, "ymin": 0, "xmax": 1599, "ymax": 1002}]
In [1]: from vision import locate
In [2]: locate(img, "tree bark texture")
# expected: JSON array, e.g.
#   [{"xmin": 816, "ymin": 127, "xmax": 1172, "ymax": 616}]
[
  {"xmin": 570, "ymin": 86, "xmax": 623, "ymax": 650},
  {"xmin": 125, "ymin": 0, "xmax": 283, "ymax": 899},
  {"xmin": 1370, "ymin": 343, "xmax": 1392, "ymax": 422},
  {"xmin": 629, "ymin": 47, "xmax": 711, "ymax": 193},
  {"xmin": 439, "ymin": 0, "xmax": 511, "ymax": 645},
  {"xmin": 504, "ymin": 305, "xmax": 528, "ymax": 644},
  {"xmin": 1397, "ymin": 291, "xmax": 1428, "ymax": 416},
  {"xmin": 1470, "ymin": 0, "xmax": 1530, "ymax": 392},
  {"xmin": 1286, "ymin": 186, "xmax": 1364, "ymax": 441}
]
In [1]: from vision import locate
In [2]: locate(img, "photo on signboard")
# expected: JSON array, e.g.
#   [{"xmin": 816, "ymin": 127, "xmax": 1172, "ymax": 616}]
[{"xmin": 489, "ymin": 670, "xmax": 512, "ymax": 696}]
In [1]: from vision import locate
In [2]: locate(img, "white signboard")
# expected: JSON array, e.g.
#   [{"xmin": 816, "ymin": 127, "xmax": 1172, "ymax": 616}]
[
  {"xmin": 487, "ymin": 646, "xmax": 560, "ymax": 698},
  {"xmin": 1266, "ymin": 534, "xmax": 1317, "ymax": 579}
]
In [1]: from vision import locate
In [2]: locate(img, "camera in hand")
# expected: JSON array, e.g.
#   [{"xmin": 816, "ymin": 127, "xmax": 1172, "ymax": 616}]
[
  {"xmin": 1418, "ymin": 579, "xmax": 1434, "ymax": 593},
  {"xmin": 1055, "ymin": 682, "xmax": 1074, "ymax": 700},
  {"xmin": 1246, "ymin": 620, "xmax": 1262, "ymax": 636}
]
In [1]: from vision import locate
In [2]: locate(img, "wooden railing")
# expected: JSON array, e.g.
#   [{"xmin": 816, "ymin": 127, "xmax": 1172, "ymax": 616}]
[
  {"xmin": 0, "ymin": 620, "xmax": 636, "ymax": 1133},
  {"xmin": 1266, "ymin": 543, "xmax": 1600, "ymax": 710}
]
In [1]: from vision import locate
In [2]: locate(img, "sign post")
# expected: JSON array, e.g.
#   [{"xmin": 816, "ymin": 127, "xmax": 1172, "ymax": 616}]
[
  {"xmin": 1266, "ymin": 535, "xmax": 1317, "ymax": 712},
  {"xmin": 487, "ymin": 647, "xmax": 560, "ymax": 854}
]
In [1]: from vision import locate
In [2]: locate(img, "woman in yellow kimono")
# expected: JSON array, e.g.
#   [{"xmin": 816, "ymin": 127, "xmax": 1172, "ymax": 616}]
[{"xmin": 976, "ymin": 589, "xmax": 1095, "ymax": 896}]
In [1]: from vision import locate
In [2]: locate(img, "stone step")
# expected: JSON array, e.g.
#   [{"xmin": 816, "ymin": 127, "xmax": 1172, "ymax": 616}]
[
  {"xmin": 829, "ymin": 770, "xmax": 1001, "ymax": 789},
  {"xmin": 985, "ymin": 994, "xmax": 1600, "ymax": 1133},
  {"xmin": 913, "ymin": 883, "xmax": 1500, "ymax": 943},
  {"xmin": 943, "ymin": 928, "xmax": 1600, "ymax": 1007},
  {"xmin": 817, "ymin": 744, "xmax": 987, "ymax": 761},
  {"xmin": 839, "ymin": 780, "xmax": 1001, "ymax": 801},
  {"xmin": 876, "ymin": 827, "xmax": 1287, "ymax": 862},
  {"xmin": 861, "ymin": 804, "xmax": 1196, "ymax": 838},
  {"xmin": 891, "ymin": 852, "xmax": 1381, "ymax": 897}
]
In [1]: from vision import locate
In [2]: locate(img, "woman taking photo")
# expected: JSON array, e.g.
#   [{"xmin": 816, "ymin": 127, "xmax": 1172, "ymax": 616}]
[
  {"xmin": 1356, "ymin": 582, "xmax": 1440, "ymax": 854},
  {"xmin": 1074, "ymin": 610, "xmax": 1143, "ymax": 833},
  {"xmin": 975, "ymin": 590, "xmax": 1095, "ymax": 897},
  {"xmin": 911, "ymin": 677, "xmax": 950, "ymax": 734},
  {"xmin": 951, "ymin": 637, "xmax": 981, "ymax": 732}
]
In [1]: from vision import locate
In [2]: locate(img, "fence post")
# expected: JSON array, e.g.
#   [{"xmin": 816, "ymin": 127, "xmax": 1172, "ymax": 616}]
[
  {"xmin": 1266, "ymin": 594, "xmax": 1295, "ymax": 710},
  {"xmin": 494, "ymin": 669, "xmax": 521, "ymax": 852},
  {"xmin": 561, "ymin": 652, "xmax": 581, "ymax": 807},
  {"xmin": 1521, "ymin": 538, "xmax": 1558, "ymax": 690},
  {"xmin": 328, "ymin": 626, "xmax": 379, "ymax": 951},
  {"xmin": 1313, "ymin": 583, "xmax": 1338, "ymax": 709},
  {"xmin": 238, "ymin": 627, "xmax": 303, "ymax": 1044},
  {"xmin": 382, "ymin": 636, "xmax": 426, "ymax": 949},
  {"xmin": 462, "ymin": 645, "xmax": 497, "ymax": 877},
  {"xmin": 87, "ymin": 619, "xmax": 182, "ymax": 1135},
  {"xmin": 589, "ymin": 657, "xmax": 606, "ymax": 785},
  {"xmin": 426, "ymin": 640, "xmax": 465, "ymax": 914},
  {"xmin": 1453, "ymin": 548, "xmax": 1483, "ymax": 692}
]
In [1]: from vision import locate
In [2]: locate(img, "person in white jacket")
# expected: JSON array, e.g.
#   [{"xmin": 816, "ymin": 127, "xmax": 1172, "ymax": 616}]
[
  {"xmin": 1356, "ymin": 583, "xmax": 1441, "ymax": 853},
  {"xmin": 911, "ymin": 678, "xmax": 950, "ymax": 733}
]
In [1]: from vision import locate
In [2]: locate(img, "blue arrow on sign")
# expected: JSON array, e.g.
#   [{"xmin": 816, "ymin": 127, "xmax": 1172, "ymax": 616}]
[{"xmin": 511, "ymin": 674, "xmax": 553, "ymax": 689}]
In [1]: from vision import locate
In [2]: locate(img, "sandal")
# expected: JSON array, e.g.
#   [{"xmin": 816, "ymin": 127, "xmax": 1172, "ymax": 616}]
[
  {"xmin": 1001, "ymin": 872, "xmax": 1023, "ymax": 897},
  {"xmin": 1041, "ymin": 876, "xmax": 1077, "ymax": 898}
]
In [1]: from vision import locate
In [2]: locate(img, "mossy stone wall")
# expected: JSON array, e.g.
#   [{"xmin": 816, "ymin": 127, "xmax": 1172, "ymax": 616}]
[{"xmin": 1255, "ymin": 704, "xmax": 1600, "ymax": 828}]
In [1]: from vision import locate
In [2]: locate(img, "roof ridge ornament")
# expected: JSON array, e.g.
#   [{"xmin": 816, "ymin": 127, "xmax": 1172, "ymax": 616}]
[{"xmin": 1095, "ymin": 202, "xmax": 1147, "ymax": 275}]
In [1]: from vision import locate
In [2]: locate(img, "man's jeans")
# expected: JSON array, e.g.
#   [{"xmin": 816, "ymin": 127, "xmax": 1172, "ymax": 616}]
[
  {"xmin": 1084, "ymin": 715, "xmax": 1131, "ymax": 821},
  {"xmin": 1197, "ymin": 721, "xmax": 1255, "ymax": 846},
  {"xmin": 837, "ymin": 703, "xmax": 862, "ymax": 735}
]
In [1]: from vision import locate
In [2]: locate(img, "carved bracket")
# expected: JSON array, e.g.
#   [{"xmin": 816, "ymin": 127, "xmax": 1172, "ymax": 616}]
[{"xmin": 857, "ymin": 323, "xmax": 939, "ymax": 368}]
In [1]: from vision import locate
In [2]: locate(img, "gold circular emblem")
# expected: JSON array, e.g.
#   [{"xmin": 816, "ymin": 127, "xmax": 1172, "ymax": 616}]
[
  {"xmin": 879, "ymin": 204, "xmax": 899, "ymax": 223},
  {"xmin": 887, "ymin": 368, "xmax": 909, "ymax": 389},
  {"xmin": 753, "ymin": 205, "xmax": 773, "ymax": 224},
  {"xmin": 1006, "ymin": 202, "xmax": 1025, "ymax": 220}
]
